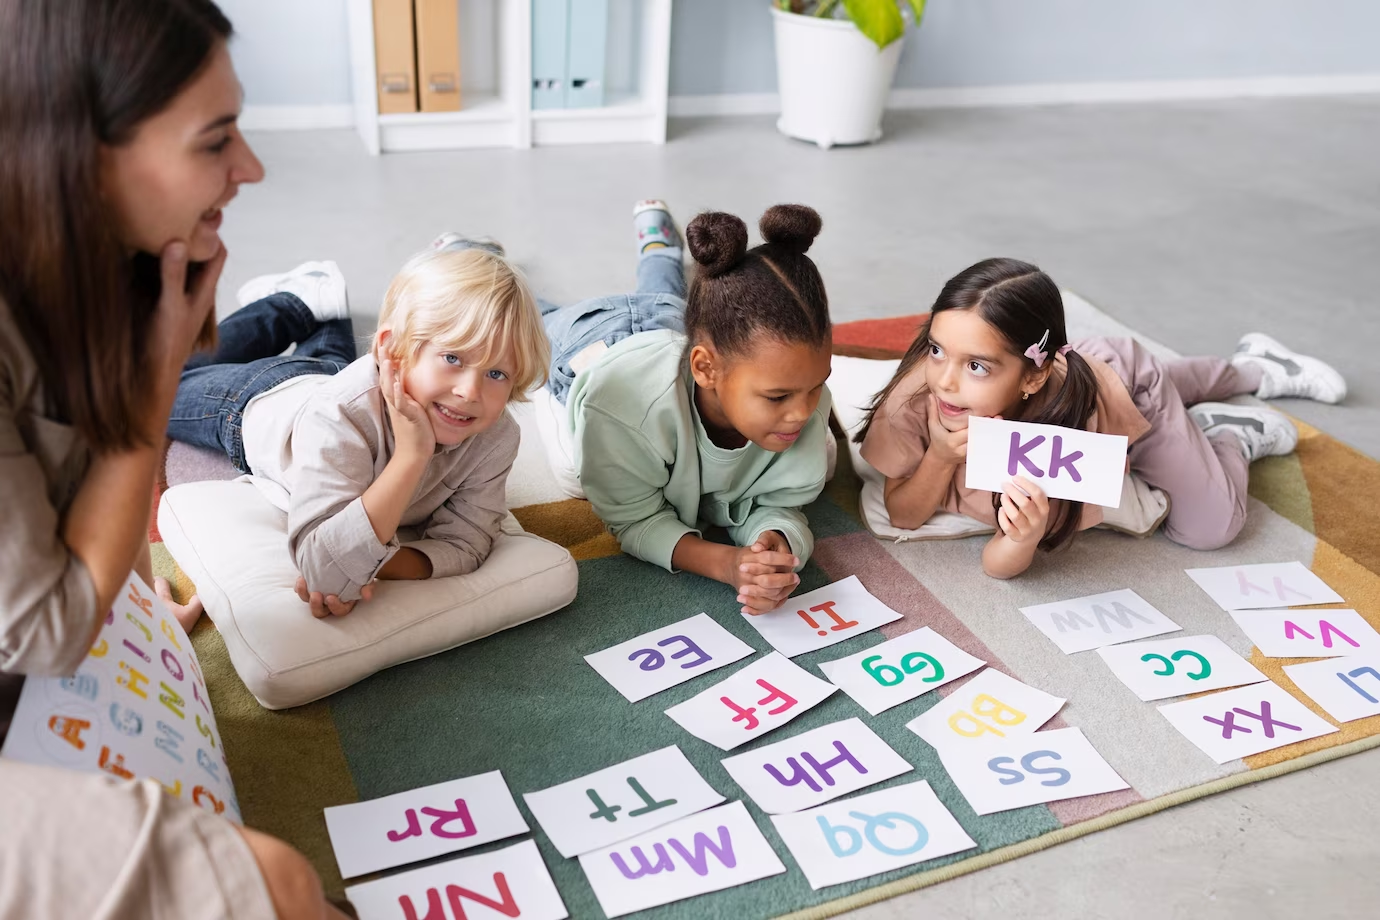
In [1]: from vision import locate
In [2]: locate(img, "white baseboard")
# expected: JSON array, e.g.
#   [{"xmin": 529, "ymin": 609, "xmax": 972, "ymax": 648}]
[
  {"xmin": 239, "ymin": 104, "xmax": 355, "ymax": 132},
  {"xmin": 669, "ymin": 73, "xmax": 1380, "ymax": 118}
]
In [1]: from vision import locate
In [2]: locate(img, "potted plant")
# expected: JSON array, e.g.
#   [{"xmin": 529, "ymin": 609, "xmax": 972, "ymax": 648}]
[{"xmin": 771, "ymin": 1, "xmax": 927, "ymax": 148}]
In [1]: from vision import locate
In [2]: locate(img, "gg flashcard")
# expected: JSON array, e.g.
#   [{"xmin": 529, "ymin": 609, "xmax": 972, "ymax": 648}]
[
  {"xmin": 769, "ymin": 780, "xmax": 977, "ymax": 889},
  {"xmin": 1228, "ymin": 609, "xmax": 1380, "ymax": 658},
  {"xmin": 1185, "ymin": 561, "xmax": 1343, "ymax": 611},
  {"xmin": 664, "ymin": 652, "xmax": 837, "ymax": 751},
  {"xmin": 904, "ymin": 669, "xmax": 1065, "ymax": 753},
  {"xmin": 740, "ymin": 575, "xmax": 903, "ymax": 658},
  {"xmin": 965, "ymin": 416, "xmax": 1128, "ymax": 507},
  {"xmin": 343, "ymin": 840, "xmax": 567, "ymax": 920},
  {"xmin": 818, "ymin": 627, "xmax": 986, "ymax": 716},
  {"xmin": 584, "ymin": 613, "xmax": 754, "ymax": 702},
  {"xmin": 1019, "ymin": 588, "xmax": 1182, "ymax": 654},
  {"xmin": 720, "ymin": 717, "xmax": 912, "ymax": 814},
  {"xmin": 323, "ymin": 770, "xmax": 529, "ymax": 878},
  {"xmin": 938, "ymin": 727, "xmax": 1130, "ymax": 816},
  {"xmin": 1095, "ymin": 635, "xmax": 1268, "ymax": 702},
  {"xmin": 522, "ymin": 745, "xmax": 724, "ymax": 858},
  {"xmin": 578, "ymin": 802, "xmax": 786, "ymax": 918},
  {"xmin": 1284, "ymin": 655, "xmax": 1380, "ymax": 723},
  {"xmin": 1157, "ymin": 681, "xmax": 1338, "ymax": 764}
]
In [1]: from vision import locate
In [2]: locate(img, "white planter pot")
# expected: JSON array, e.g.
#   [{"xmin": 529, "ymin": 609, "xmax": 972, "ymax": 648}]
[{"xmin": 771, "ymin": 7, "xmax": 905, "ymax": 149}]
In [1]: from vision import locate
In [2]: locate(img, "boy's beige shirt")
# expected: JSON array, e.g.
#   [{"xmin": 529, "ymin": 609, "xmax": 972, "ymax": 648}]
[{"xmin": 242, "ymin": 354, "xmax": 518, "ymax": 602}]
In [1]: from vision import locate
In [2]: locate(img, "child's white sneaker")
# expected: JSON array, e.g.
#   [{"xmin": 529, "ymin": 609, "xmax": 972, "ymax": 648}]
[
  {"xmin": 430, "ymin": 232, "xmax": 505, "ymax": 257},
  {"xmin": 633, "ymin": 199, "xmax": 681, "ymax": 254},
  {"xmin": 1190, "ymin": 401, "xmax": 1299, "ymax": 462},
  {"xmin": 235, "ymin": 260, "xmax": 349, "ymax": 322},
  {"xmin": 1231, "ymin": 332, "xmax": 1346, "ymax": 404}
]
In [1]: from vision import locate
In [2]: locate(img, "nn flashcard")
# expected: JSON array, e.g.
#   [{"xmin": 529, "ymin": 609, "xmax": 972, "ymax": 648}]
[
  {"xmin": 938, "ymin": 727, "xmax": 1129, "ymax": 816},
  {"xmin": 1157, "ymin": 681, "xmax": 1338, "ymax": 764},
  {"xmin": 1185, "ymin": 562, "xmax": 1344, "ymax": 611},
  {"xmin": 1228, "ymin": 609, "xmax": 1380, "ymax": 658},
  {"xmin": 522, "ymin": 746, "xmax": 724, "ymax": 858},
  {"xmin": 1019, "ymin": 588, "xmax": 1181, "ymax": 654},
  {"xmin": 1283, "ymin": 655, "xmax": 1380, "ymax": 723},
  {"xmin": 664, "ymin": 653, "xmax": 837, "ymax": 751},
  {"xmin": 584, "ymin": 613, "xmax": 754, "ymax": 702},
  {"xmin": 818, "ymin": 627, "xmax": 985, "ymax": 716},
  {"xmin": 904, "ymin": 669, "xmax": 1064, "ymax": 753},
  {"xmin": 965, "ymin": 416, "xmax": 1128, "ymax": 507},
  {"xmin": 740, "ymin": 575, "xmax": 903, "ymax": 658},
  {"xmin": 769, "ymin": 780, "xmax": 976, "ymax": 889},
  {"xmin": 1095, "ymin": 635, "xmax": 1268, "ymax": 702}
]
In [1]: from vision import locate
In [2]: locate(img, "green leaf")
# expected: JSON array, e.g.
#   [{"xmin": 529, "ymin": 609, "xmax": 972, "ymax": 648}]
[
  {"xmin": 905, "ymin": 0, "xmax": 927, "ymax": 28},
  {"xmin": 842, "ymin": 0, "xmax": 906, "ymax": 49}
]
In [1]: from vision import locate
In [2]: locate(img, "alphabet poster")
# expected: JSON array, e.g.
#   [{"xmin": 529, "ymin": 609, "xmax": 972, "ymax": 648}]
[
  {"xmin": 664, "ymin": 653, "xmax": 837, "ymax": 750},
  {"xmin": 584, "ymin": 613, "xmax": 754, "ymax": 702},
  {"xmin": 578, "ymin": 801, "xmax": 786, "ymax": 918},
  {"xmin": 0, "ymin": 573, "xmax": 238, "ymax": 822},
  {"xmin": 1228, "ymin": 609, "xmax": 1380, "ymax": 658},
  {"xmin": 1283, "ymin": 655, "xmax": 1380, "ymax": 723},
  {"xmin": 769, "ymin": 780, "xmax": 976, "ymax": 889},
  {"xmin": 965, "ymin": 416, "xmax": 1127, "ymax": 507},
  {"xmin": 938, "ymin": 727, "xmax": 1129, "ymax": 816},
  {"xmin": 1157, "ymin": 681, "xmax": 1338, "ymax": 763},
  {"xmin": 323, "ymin": 770, "xmax": 529, "ymax": 878},
  {"xmin": 740, "ymin": 576, "xmax": 903, "ymax": 658},
  {"xmin": 1019, "ymin": 588, "xmax": 1181, "ymax": 654},
  {"xmin": 1096, "ymin": 635, "xmax": 1268, "ymax": 701},
  {"xmin": 343, "ymin": 840, "xmax": 567, "ymax": 920},
  {"xmin": 904, "ymin": 669, "xmax": 1065, "ymax": 753},
  {"xmin": 1185, "ymin": 562, "xmax": 1344, "ymax": 611},
  {"xmin": 522, "ymin": 745, "xmax": 724, "ymax": 858},
  {"xmin": 818, "ymin": 627, "xmax": 986, "ymax": 716}
]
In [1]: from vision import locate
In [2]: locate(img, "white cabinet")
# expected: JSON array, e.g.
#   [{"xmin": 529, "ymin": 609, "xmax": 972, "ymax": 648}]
[{"xmin": 345, "ymin": 0, "xmax": 671, "ymax": 153}]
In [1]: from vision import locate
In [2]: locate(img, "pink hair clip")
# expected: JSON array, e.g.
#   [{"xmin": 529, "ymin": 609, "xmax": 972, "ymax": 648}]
[{"xmin": 1024, "ymin": 329, "xmax": 1051, "ymax": 368}]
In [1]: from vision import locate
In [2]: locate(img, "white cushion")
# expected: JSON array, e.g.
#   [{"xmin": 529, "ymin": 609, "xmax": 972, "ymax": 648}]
[{"xmin": 157, "ymin": 479, "xmax": 578, "ymax": 710}]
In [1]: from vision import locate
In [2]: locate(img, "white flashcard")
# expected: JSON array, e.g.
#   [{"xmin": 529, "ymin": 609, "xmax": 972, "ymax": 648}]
[
  {"xmin": 344, "ymin": 840, "xmax": 567, "ymax": 920},
  {"xmin": 1158, "ymin": 681, "xmax": 1338, "ymax": 764},
  {"xmin": 720, "ymin": 718, "xmax": 912, "ymax": 814},
  {"xmin": 904, "ymin": 669, "xmax": 1064, "ymax": 753},
  {"xmin": 584, "ymin": 613, "xmax": 754, "ymax": 702},
  {"xmin": 1185, "ymin": 562, "xmax": 1344, "ymax": 611},
  {"xmin": 740, "ymin": 576, "xmax": 903, "ymax": 658},
  {"xmin": 1019, "ymin": 588, "xmax": 1182, "ymax": 654},
  {"xmin": 323, "ymin": 771, "xmax": 528, "ymax": 879},
  {"xmin": 938, "ymin": 727, "xmax": 1130, "ymax": 816},
  {"xmin": 1228, "ymin": 609, "xmax": 1380, "ymax": 658},
  {"xmin": 664, "ymin": 653, "xmax": 837, "ymax": 751},
  {"xmin": 1284, "ymin": 655, "xmax": 1380, "ymax": 723},
  {"xmin": 769, "ymin": 780, "xmax": 977, "ymax": 889},
  {"xmin": 578, "ymin": 801, "xmax": 786, "ymax": 918},
  {"xmin": 819, "ymin": 628, "xmax": 986, "ymax": 716},
  {"xmin": 965, "ymin": 416, "xmax": 1127, "ymax": 507},
  {"xmin": 522, "ymin": 746, "xmax": 724, "ymax": 858},
  {"xmin": 1096, "ymin": 635, "xmax": 1269, "ymax": 702}
]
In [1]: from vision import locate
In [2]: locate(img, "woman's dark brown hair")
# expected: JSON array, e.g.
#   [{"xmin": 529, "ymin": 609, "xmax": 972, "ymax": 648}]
[
  {"xmin": 0, "ymin": 0, "xmax": 232, "ymax": 449},
  {"xmin": 856, "ymin": 257, "xmax": 1099, "ymax": 552}
]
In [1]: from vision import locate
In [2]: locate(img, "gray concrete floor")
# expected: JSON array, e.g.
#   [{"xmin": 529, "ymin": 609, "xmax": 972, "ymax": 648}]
[{"xmin": 226, "ymin": 97, "xmax": 1380, "ymax": 919}]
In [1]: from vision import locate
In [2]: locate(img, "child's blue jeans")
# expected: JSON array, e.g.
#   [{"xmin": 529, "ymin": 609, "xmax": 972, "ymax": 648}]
[
  {"xmin": 541, "ymin": 249, "xmax": 686, "ymax": 405},
  {"xmin": 167, "ymin": 294, "xmax": 357, "ymax": 472}
]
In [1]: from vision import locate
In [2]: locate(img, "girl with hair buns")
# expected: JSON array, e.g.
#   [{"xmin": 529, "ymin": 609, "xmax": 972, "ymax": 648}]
[{"xmin": 541, "ymin": 201, "xmax": 834, "ymax": 614}]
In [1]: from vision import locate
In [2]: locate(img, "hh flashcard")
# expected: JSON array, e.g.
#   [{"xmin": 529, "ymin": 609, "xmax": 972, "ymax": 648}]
[
  {"xmin": 1095, "ymin": 635, "xmax": 1268, "ymax": 702},
  {"xmin": 664, "ymin": 652, "xmax": 837, "ymax": 751},
  {"xmin": 1157, "ymin": 681, "xmax": 1338, "ymax": 764},
  {"xmin": 344, "ymin": 840, "xmax": 567, "ymax": 920},
  {"xmin": 1228, "ymin": 609, "xmax": 1380, "ymax": 658},
  {"xmin": 769, "ymin": 780, "xmax": 976, "ymax": 889},
  {"xmin": 522, "ymin": 745, "xmax": 724, "ymax": 858},
  {"xmin": 1283, "ymin": 656, "xmax": 1380, "ymax": 723},
  {"xmin": 584, "ymin": 613, "xmax": 754, "ymax": 702},
  {"xmin": 0, "ymin": 573, "xmax": 238, "ymax": 822},
  {"xmin": 1019, "ymin": 588, "xmax": 1181, "ymax": 654},
  {"xmin": 818, "ymin": 627, "xmax": 985, "ymax": 716},
  {"xmin": 904, "ymin": 669, "xmax": 1064, "ymax": 753},
  {"xmin": 740, "ymin": 575, "xmax": 903, "ymax": 658},
  {"xmin": 720, "ymin": 717, "xmax": 912, "ymax": 814},
  {"xmin": 578, "ymin": 801, "xmax": 786, "ymax": 918},
  {"xmin": 965, "ymin": 416, "xmax": 1128, "ymax": 507},
  {"xmin": 323, "ymin": 770, "xmax": 528, "ymax": 878},
  {"xmin": 939, "ymin": 727, "xmax": 1129, "ymax": 816},
  {"xmin": 1185, "ymin": 562, "xmax": 1343, "ymax": 611}
]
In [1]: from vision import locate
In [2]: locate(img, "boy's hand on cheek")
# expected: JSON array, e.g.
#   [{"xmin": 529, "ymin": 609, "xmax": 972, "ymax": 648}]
[
  {"xmin": 379, "ymin": 356, "xmax": 435, "ymax": 461},
  {"xmin": 734, "ymin": 532, "xmax": 801, "ymax": 616},
  {"xmin": 295, "ymin": 576, "xmax": 374, "ymax": 618}
]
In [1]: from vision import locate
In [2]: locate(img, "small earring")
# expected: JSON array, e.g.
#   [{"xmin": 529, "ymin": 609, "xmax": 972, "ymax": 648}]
[{"xmin": 1021, "ymin": 392, "xmax": 1030, "ymax": 401}]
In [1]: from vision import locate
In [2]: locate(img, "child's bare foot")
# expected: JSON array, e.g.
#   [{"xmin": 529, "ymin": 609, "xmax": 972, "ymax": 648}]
[{"xmin": 154, "ymin": 575, "xmax": 204, "ymax": 634}]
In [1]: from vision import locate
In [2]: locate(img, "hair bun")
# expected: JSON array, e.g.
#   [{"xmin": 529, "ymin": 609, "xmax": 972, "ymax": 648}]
[
  {"xmin": 686, "ymin": 211, "xmax": 749, "ymax": 278},
  {"xmin": 759, "ymin": 204, "xmax": 821, "ymax": 254}
]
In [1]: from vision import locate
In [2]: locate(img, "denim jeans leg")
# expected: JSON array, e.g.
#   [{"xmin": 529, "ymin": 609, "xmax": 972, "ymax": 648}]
[
  {"xmin": 294, "ymin": 318, "xmax": 358, "ymax": 367},
  {"xmin": 184, "ymin": 293, "xmax": 317, "ymax": 370},
  {"xmin": 635, "ymin": 249, "xmax": 686, "ymax": 299}
]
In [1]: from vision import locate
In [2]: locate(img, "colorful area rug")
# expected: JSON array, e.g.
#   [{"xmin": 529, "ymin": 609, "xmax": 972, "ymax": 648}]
[{"xmin": 151, "ymin": 296, "xmax": 1380, "ymax": 919}]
